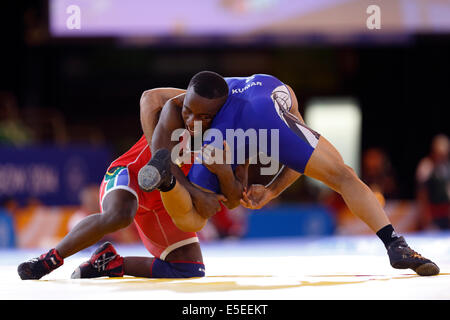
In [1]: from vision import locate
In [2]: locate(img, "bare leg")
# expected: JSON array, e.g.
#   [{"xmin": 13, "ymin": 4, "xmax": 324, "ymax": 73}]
[
  {"xmin": 160, "ymin": 182, "xmax": 194, "ymax": 221},
  {"xmin": 123, "ymin": 242, "xmax": 203, "ymax": 277},
  {"xmin": 305, "ymin": 136, "xmax": 390, "ymax": 232},
  {"xmin": 123, "ymin": 257, "xmax": 155, "ymax": 277},
  {"xmin": 160, "ymin": 183, "xmax": 207, "ymax": 232},
  {"xmin": 56, "ymin": 189, "xmax": 137, "ymax": 258}
]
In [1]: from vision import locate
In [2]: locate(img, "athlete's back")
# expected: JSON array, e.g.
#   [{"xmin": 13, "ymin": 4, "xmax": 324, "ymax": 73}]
[
  {"xmin": 214, "ymin": 74, "xmax": 290, "ymax": 130},
  {"xmin": 188, "ymin": 74, "xmax": 320, "ymax": 193}
]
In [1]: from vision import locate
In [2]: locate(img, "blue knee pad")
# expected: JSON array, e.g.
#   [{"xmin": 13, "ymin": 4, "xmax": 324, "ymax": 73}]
[{"xmin": 150, "ymin": 259, "xmax": 205, "ymax": 278}]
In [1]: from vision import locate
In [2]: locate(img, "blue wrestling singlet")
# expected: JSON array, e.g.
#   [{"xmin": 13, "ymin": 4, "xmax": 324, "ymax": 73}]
[{"xmin": 187, "ymin": 74, "xmax": 321, "ymax": 193}]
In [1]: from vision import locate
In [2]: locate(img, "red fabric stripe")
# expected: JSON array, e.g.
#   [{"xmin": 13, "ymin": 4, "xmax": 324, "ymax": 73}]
[
  {"xmin": 149, "ymin": 258, "xmax": 156, "ymax": 277},
  {"xmin": 168, "ymin": 260, "xmax": 204, "ymax": 265}
]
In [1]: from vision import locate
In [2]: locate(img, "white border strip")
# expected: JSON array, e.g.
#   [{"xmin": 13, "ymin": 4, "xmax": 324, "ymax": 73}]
[
  {"xmin": 296, "ymin": 123, "xmax": 319, "ymax": 148},
  {"xmin": 101, "ymin": 185, "xmax": 139, "ymax": 211},
  {"xmin": 159, "ymin": 237, "xmax": 199, "ymax": 261},
  {"xmin": 282, "ymin": 84, "xmax": 293, "ymax": 112}
]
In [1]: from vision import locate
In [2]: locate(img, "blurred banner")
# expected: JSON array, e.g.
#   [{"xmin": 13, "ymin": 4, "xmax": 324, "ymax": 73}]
[
  {"xmin": 49, "ymin": 0, "xmax": 450, "ymax": 40},
  {"xmin": 7, "ymin": 200, "xmax": 422, "ymax": 248},
  {"xmin": 0, "ymin": 146, "xmax": 111, "ymax": 206},
  {"xmin": 244, "ymin": 204, "xmax": 336, "ymax": 238},
  {"xmin": 12, "ymin": 204, "xmax": 139, "ymax": 248}
]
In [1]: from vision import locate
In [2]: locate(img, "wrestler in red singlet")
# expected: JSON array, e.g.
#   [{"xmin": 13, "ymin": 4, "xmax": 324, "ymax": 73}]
[{"xmin": 99, "ymin": 135, "xmax": 198, "ymax": 260}]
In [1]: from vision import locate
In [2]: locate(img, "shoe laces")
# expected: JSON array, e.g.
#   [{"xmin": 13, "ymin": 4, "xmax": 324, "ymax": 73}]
[
  {"xmin": 399, "ymin": 245, "xmax": 425, "ymax": 260},
  {"xmin": 93, "ymin": 253, "xmax": 117, "ymax": 272},
  {"xmin": 409, "ymin": 249, "xmax": 425, "ymax": 260}
]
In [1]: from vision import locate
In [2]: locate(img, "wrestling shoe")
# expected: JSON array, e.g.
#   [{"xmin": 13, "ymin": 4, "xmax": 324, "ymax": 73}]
[
  {"xmin": 71, "ymin": 242, "xmax": 124, "ymax": 279},
  {"xmin": 387, "ymin": 236, "xmax": 439, "ymax": 276},
  {"xmin": 17, "ymin": 248, "xmax": 64, "ymax": 280},
  {"xmin": 138, "ymin": 148, "xmax": 175, "ymax": 192}
]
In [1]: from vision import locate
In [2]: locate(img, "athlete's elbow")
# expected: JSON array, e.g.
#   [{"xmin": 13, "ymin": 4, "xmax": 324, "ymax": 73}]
[
  {"xmin": 140, "ymin": 89, "xmax": 163, "ymax": 113},
  {"xmin": 140, "ymin": 89, "xmax": 154, "ymax": 105}
]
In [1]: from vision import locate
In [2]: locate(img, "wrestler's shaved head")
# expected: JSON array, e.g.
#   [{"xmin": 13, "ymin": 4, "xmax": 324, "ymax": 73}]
[{"xmin": 187, "ymin": 71, "xmax": 229, "ymax": 99}]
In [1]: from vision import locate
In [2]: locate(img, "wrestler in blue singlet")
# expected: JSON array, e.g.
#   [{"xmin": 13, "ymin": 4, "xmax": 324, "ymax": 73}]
[{"xmin": 188, "ymin": 74, "xmax": 321, "ymax": 193}]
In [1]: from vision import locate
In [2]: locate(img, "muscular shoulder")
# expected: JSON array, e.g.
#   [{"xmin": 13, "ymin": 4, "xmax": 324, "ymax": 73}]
[
  {"xmin": 160, "ymin": 94, "xmax": 185, "ymax": 128},
  {"xmin": 171, "ymin": 93, "xmax": 185, "ymax": 108},
  {"xmin": 164, "ymin": 93, "xmax": 185, "ymax": 114}
]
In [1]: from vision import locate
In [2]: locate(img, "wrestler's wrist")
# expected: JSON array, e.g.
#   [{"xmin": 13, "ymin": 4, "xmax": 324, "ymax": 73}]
[
  {"xmin": 184, "ymin": 182, "xmax": 199, "ymax": 195},
  {"xmin": 265, "ymin": 184, "xmax": 280, "ymax": 199}
]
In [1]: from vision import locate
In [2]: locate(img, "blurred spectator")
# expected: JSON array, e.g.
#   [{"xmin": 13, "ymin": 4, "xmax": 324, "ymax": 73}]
[
  {"xmin": 0, "ymin": 92, "xmax": 35, "ymax": 146},
  {"xmin": 68, "ymin": 184, "xmax": 140, "ymax": 244},
  {"xmin": 211, "ymin": 204, "xmax": 248, "ymax": 239},
  {"xmin": 21, "ymin": 107, "xmax": 69, "ymax": 145},
  {"xmin": 415, "ymin": 134, "xmax": 450, "ymax": 230},
  {"xmin": 0, "ymin": 91, "xmax": 70, "ymax": 147},
  {"xmin": 23, "ymin": 4, "xmax": 48, "ymax": 46},
  {"xmin": 1, "ymin": 197, "xmax": 20, "ymax": 214},
  {"xmin": 324, "ymin": 147, "xmax": 398, "ymax": 234},
  {"xmin": 0, "ymin": 197, "xmax": 17, "ymax": 248},
  {"xmin": 198, "ymin": 199, "xmax": 248, "ymax": 242},
  {"xmin": 67, "ymin": 185, "xmax": 101, "ymax": 231},
  {"xmin": 361, "ymin": 147, "xmax": 398, "ymax": 199},
  {"xmin": 325, "ymin": 147, "xmax": 397, "ymax": 214}
]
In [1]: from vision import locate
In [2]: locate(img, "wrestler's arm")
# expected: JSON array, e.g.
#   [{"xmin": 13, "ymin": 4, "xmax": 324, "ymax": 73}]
[
  {"xmin": 198, "ymin": 142, "xmax": 249, "ymax": 209},
  {"xmin": 141, "ymin": 90, "xmax": 221, "ymax": 218},
  {"xmin": 216, "ymin": 161, "xmax": 249, "ymax": 209},
  {"xmin": 141, "ymin": 88, "xmax": 243, "ymax": 210},
  {"xmin": 151, "ymin": 98, "xmax": 226, "ymax": 223},
  {"xmin": 191, "ymin": 159, "xmax": 249, "ymax": 210},
  {"xmin": 140, "ymin": 87, "xmax": 186, "ymax": 146},
  {"xmin": 141, "ymin": 89, "xmax": 213, "ymax": 213}
]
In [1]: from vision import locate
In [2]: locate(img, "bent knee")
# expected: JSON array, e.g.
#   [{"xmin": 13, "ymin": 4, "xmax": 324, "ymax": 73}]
[
  {"xmin": 333, "ymin": 164, "xmax": 360, "ymax": 190},
  {"xmin": 102, "ymin": 206, "xmax": 135, "ymax": 231},
  {"xmin": 101, "ymin": 190, "xmax": 137, "ymax": 230},
  {"xmin": 152, "ymin": 259, "xmax": 205, "ymax": 278}
]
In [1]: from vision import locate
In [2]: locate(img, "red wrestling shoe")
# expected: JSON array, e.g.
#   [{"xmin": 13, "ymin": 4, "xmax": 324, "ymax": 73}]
[
  {"xmin": 18, "ymin": 248, "xmax": 64, "ymax": 280},
  {"xmin": 71, "ymin": 242, "xmax": 124, "ymax": 279}
]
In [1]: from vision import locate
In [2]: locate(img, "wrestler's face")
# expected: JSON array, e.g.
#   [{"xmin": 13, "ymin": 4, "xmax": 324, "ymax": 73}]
[{"xmin": 182, "ymin": 87, "xmax": 225, "ymax": 136}]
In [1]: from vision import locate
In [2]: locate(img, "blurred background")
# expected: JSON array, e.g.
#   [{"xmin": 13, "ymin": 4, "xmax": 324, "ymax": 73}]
[{"xmin": 0, "ymin": 0, "xmax": 448, "ymax": 250}]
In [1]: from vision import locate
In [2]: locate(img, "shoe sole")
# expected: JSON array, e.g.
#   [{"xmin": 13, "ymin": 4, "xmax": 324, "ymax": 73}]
[
  {"xmin": 391, "ymin": 260, "xmax": 440, "ymax": 276},
  {"xmin": 414, "ymin": 263, "xmax": 440, "ymax": 276},
  {"xmin": 17, "ymin": 263, "xmax": 38, "ymax": 280},
  {"xmin": 71, "ymin": 267, "xmax": 82, "ymax": 279},
  {"xmin": 138, "ymin": 165, "xmax": 161, "ymax": 192},
  {"xmin": 138, "ymin": 149, "xmax": 170, "ymax": 192}
]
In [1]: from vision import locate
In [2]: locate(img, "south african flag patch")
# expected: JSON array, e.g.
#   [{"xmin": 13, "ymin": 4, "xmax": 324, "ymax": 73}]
[{"xmin": 104, "ymin": 166, "xmax": 129, "ymax": 192}]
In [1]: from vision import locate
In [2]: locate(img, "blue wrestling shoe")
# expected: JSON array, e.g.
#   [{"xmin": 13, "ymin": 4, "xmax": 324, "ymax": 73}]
[{"xmin": 387, "ymin": 236, "xmax": 439, "ymax": 276}]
